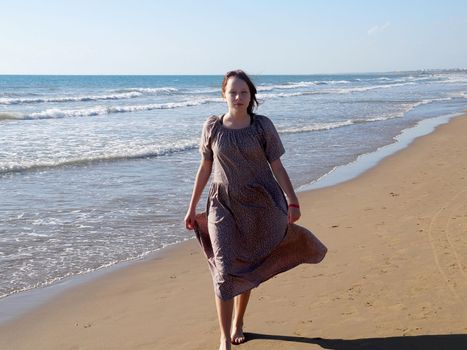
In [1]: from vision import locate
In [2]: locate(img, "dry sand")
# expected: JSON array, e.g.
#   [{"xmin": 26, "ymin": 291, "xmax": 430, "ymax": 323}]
[{"xmin": 1, "ymin": 114, "xmax": 467, "ymax": 350}]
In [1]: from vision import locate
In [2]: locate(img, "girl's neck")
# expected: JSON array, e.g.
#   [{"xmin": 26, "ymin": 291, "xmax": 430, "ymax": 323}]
[
  {"xmin": 225, "ymin": 110, "xmax": 249, "ymax": 121},
  {"xmin": 223, "ymin": 111, "xmax": 251, "ymax": 129}
]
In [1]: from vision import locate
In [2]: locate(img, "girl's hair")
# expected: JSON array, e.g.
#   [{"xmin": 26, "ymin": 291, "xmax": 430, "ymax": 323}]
[{"xmin": 221, "ymin": 69, "xmax": 259, "ymax": 115}]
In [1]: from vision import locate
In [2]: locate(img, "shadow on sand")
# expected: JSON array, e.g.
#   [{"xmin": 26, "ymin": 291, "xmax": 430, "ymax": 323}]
[{"xmin": 245, "ymin": 332, "xmax": 467, "ymax": 350}]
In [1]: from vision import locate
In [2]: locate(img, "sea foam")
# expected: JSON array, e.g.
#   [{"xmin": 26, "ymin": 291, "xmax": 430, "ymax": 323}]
[{"xmin": 20, "ymin": 98, "xmax": 222, "ymax": 120}]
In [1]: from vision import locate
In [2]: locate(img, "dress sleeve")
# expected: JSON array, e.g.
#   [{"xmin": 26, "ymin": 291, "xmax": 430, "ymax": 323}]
[
  {"xmin": 261, "ymin": 116, "xmax": 285, "ymax": 162},
  {"xmin": 199, "ymin": 116, "xmax": 217, "ymax": 161}
]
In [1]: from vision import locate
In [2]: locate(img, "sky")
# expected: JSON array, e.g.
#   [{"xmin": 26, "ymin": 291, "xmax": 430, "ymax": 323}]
[{"xmin": 0, "ymin": 0, "xmax": 466, "ymax": 75}]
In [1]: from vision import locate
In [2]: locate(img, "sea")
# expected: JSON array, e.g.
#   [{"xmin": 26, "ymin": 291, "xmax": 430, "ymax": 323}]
[{"xmin": 0, "ymin": 71, "xmax": 466, "ymax": 311}]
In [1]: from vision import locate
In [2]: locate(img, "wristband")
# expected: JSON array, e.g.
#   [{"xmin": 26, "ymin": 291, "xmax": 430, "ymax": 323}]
[{"xmin": 288, "ymin": 204, "xmax": 300, "ymax": 209}]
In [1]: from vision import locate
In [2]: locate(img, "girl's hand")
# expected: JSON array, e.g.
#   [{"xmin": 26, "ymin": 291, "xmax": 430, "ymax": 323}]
[
  {"xmin": 288, "ymin": 205, "xmax": 301, "ymax": 223},
  {"xmin": 184, "ymin": 208, "xmax": 196, "ymax": 230}
]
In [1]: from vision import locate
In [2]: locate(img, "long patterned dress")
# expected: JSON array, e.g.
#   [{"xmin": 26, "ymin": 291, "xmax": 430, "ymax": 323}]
[{"xmin": 194, "ymin": 114, "xmax": 327, "ymax": 300}]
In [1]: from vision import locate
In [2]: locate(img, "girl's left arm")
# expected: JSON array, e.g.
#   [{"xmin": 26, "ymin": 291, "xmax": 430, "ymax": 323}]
[{"xmin": 270, "ymin": 158, "xmax": 301, "ymax": 223}]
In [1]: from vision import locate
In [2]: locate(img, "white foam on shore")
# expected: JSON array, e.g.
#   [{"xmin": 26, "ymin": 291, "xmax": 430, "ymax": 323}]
[
  {"xmin": 0, "ymin": 92, "xmax": 142, "ymax": 105},
  {"xmin": 297, "ymin": 112, "xmax": 461, "ymax": 192},
  {"xmin": 278, "ymin": 98, "xmax": 451, "ymax": 134},
  {"xmin": 16, "ymin": 98, "xmax": 222, "ymax": 120},
  {"xmin": 258, "ymin": 81, "xmax": 417, "ymax": 99},
  {"xmin": 0, "ymin": 138, "xmax": 199, "ymax": 174},
  {"xmin": 113, "ymin": 87, "xmax": 179, "ymax": 94},
  {"xmin": 2, "ymin": 97, "xmax": 451, "ymax": 174},
  {"xmin": 0, "ymin": 237, "xmax": 191, "ymax": 325},
  {"xmin": 0, "ymin": 87, "xmax": 179, "ymax": 105}
]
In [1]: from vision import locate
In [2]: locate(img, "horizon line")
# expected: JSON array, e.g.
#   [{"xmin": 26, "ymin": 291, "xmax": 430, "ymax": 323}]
[{"xmin": 0, "ymin": 68, "xmax": 466, "ymax": 77}]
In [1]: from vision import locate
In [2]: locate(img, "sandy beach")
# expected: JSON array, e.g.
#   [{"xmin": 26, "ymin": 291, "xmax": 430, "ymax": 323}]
[{"xmin": 1, "ymin": 113, "xmax": 467, "ymax": 350}]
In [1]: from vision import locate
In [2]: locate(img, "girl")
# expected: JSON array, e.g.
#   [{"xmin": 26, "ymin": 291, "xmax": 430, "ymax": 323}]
[{"xmin": 185, "ymin": 70, "xmax": 326, "ymax": 350}]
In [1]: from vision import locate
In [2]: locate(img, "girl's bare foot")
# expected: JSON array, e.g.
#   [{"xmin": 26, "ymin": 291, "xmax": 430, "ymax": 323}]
[
  {"xmin": 219, "ymin": 336, "xmax": 231, "ymax": 350},
  {"xmin": 231, "ymin": 325, "xmax": 246, "ymax": 345}
]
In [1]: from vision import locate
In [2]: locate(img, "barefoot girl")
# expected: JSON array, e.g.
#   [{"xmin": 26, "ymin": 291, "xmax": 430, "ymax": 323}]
[{"xmin": 185, "ymin": 70, "xmax": 326, "ymax": 350}]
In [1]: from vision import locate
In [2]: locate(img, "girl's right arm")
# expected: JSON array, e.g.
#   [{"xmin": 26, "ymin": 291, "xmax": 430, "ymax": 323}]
[{"xmin": 184, "ymin": 159, "xmax": 213, "ymax": 230}]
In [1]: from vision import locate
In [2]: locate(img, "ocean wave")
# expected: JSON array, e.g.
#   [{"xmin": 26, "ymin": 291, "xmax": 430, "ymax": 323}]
[
  {"xmin": 0, "ymin": 112, "xmax": 411, "ymax": 174},
  {"xmin": 0, "ymin": 140, "xmax": 199, "ymax": 175},
  {"xmin": 188, "ymin": 88, "xmax": 219, "ymax": 94},
  {"xmin": 337, "ymin": 82, "xmax": 416, "ymax": 93},
  {"xmin": 447, "ymin": 91, "xmax": 466, "ymax": 99},
  {"xmin": 360, "ymin": 75, "xmax": 436, "ymax": 84},
  {"xmin": 0, "ymin": 87, "xmax": 180, "ymax": 105},
  {"xmin": 278, "ymin": 114, "xmax": 406, "ymax": 134},
  {"xmin": 277, "ymin": 97, "xmax": 448, "ymax": 134},
  {"xmin": 256, "ymin": 79, "xmax": 352, "ymax": 92},
  {"xmin": 0, "ymin": 92, "xmax": 142, "ymax": 105},
  {"xmin": 363, "ymin": 97, "xmax": 452, "ymax": 120},
  {"xmin": 279, "ymin": 120, "xmax": 354, "ymax": 133},
  {"xmin": 442, "ymin": 75, "xmax": 467, "ymax": 84},
  {"xmin": 257, "ymin": 81, "xmax": 417, "ymax": 99},
  {"xmin": 1, "ymin": 103, "xmax": 423, "ymax": 174},
  {"xmin": 257, "ymin": 81, "xmax": 318, "ymax": 91},
  {"xmin": 18, "ymin": 97, "xmax": 223, "ymax": 120},
  {"xmin": 277, "ymin": 114, "xmax": 405, "ymax": 134},
  {"xmin": 113, "ymin": 87, "xmax": 179, "ymax": 94},
  {"xmin": 257, "ymin": 91, "xmax": 306, "ymax": 99}
]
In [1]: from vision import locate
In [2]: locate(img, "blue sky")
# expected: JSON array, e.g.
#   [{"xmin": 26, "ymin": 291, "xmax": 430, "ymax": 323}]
[{"xmin": 1, "ymin": 0, "xmax": 466, "ymax": 74}]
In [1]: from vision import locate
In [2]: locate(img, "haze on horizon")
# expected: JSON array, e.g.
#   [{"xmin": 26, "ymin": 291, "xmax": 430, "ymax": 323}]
[{"xmin": 1, "ymin": 0, "xmax": 466, "ymax": 75}]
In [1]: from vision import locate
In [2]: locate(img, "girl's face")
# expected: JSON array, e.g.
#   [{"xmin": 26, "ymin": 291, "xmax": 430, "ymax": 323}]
[{"xmin": 223, "ymin": 76, "xmax": 251, "ymax": 114}]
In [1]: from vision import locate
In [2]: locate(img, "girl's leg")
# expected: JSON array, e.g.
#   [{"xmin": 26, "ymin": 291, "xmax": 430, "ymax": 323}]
[
  {"xmin": 214, "ymin": 295, "xmax": 234, "ymax": 350},
  {"xmin": 231, "ymin": 290, "xmax": 251, "ymax": 344}
]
